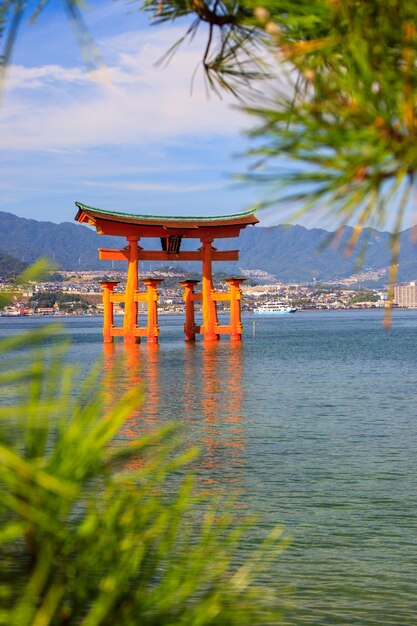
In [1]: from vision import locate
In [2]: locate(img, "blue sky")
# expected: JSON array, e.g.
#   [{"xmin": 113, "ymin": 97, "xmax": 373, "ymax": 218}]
[
  {"xmin": 2, "ymin": 1, "xmax": 276, "ymax": 224},
  {"xmin": 2, "ymin": 1, "xmax": 416, "ymax": 233}
]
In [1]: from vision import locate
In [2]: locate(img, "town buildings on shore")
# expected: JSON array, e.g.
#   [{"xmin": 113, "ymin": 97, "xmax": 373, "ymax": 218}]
[
  {"xmin": 393, "ymin": 282, "xmax": 417, "ymax": 308},
  {"xmin": 1, "ymin": 268, "xmax": 408, "ymax": 316}
]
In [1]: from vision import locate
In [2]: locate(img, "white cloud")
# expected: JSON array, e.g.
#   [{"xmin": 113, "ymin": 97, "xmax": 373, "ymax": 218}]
[
  {"xmin": 5, "ymin": 65, "xmax": 91, "ymax": 90},
  {"xmin": 1, "ymin": 26, "xmax": 248, "ymax": 151},
  {"xmin": 82, "ymin": 180, "xmax": 230, "ymax": 193}
]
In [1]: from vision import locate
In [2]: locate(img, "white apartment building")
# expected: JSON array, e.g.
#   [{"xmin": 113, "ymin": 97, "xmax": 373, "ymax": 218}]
[{"xmin": 394, "ymin": 281, "xmax": 417, "ymax": 308}]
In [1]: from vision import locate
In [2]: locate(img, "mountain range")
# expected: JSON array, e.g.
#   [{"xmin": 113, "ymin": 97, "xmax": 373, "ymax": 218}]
[{"xmin": 1, "ymin": 210, "xmax": 416, "ymax": 285}]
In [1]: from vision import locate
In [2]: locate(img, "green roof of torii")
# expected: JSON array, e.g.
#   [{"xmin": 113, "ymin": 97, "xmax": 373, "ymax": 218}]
[{"xmin": 74, "ymin": 202, "xmax": 259, "ymax": 229}]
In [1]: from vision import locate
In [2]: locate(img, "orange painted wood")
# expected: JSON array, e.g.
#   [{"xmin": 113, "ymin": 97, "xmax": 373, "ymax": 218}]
[
  {"xmin": 110, "ymin": 293, "xmax": 125, "ymax": 303},
  {"xmin": 111, "ymin": 292, "xmax": 148, "ymax": 304},
  {"xmin": 143, "ymin": 279, "xmax": 163, "ymax": 344},
  {"xmin": 138, "ymin": 250, "xmax": 239, "ymax": 261},
  {"xmin": 100, "ymin": 281, "xmax": 118, "ymax": 343},
  {"xmin": 201, "ymin": 238, "xmax": 219, "ymax": 342},
  {"xmin": 99, "ymin": 249, "xmax": 239, "ymax": 262},
  {"xmin": 123, "ymin": 238, "xmax": 140, "ymax": 344},
  {"xmin": 76, "ymin": 204, "xmax": 258, "ymax": 229},
  {"xmin": 212, "ymin": 292, "xmax": 231, "ymax": 302},
  {"xmin": 225, "ymin": 278, "xmax": 246, "ymax": 341},
  {"xmin": 87, "ymin": 219, "xmax": 245, "ymax": 240},
  {"xmin": 180, "ymin": 280, "xmax": 199, "ymax": 341},
  {"xmin": 214, "ymin": 325, "xmax": 232, "ymax": 334},
  {"xmin": 139, "ymin": 251, "xmax": 203, "ymax": 261},
  {"xmin": 99, "ymin": 248, "xmax": 129, "ymax": 261}
]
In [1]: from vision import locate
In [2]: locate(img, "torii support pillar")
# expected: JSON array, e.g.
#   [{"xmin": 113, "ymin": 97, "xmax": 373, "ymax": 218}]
[
  {"xmin": 201, "ymin": 238, "xmax": 219, "ymax": 342},
  {"xmin": 100, "ymin": 280, "xmax": 119, "ymax": 343},
  {"xmin": 143, "ymin": 278, "xmax": 163, "ymax": 344},
  {"xmin": 225, "ymin": 277, "xmax": 246, "ymax": 341},
  {"xmin": 180, "ymin": 280, "xmax": 200, "ymax": 341},
  {"xmin": 124, "ymin": 236, "xmax": 140, "ymax": 344}
]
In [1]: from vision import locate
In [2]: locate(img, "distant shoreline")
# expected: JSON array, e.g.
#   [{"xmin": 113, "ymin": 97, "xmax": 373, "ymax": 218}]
[{"xmin": 2, "ymin": 307, "xmax": 416, "ymax": 320}]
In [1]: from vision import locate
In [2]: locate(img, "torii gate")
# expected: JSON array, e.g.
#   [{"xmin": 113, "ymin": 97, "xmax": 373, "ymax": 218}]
[{"xmin": 74, "ymin": 202, "xmax": 258, "ymax": 343}]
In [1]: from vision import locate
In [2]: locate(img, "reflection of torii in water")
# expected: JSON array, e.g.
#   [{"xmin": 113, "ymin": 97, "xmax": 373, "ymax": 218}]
[
  {"xmin": 102, "ymin": 342, "xmax": 160, "ymax": 429},
  {"xmin": 176, "ymin": 341, "xmax": 247, "ymax": 489},
  {"xmin": 102, "ymin": 340, "xmax": 246, "ymax": 489},
  {"xmin": 102, "ymin": 341, "xmax": 162, "ymax": 474},
  {"xmin": 74, "ymin": 203, "xmax": 258, "ymax": 344}
]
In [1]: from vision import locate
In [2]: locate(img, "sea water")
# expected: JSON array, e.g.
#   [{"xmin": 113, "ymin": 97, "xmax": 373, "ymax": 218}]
[{"xmin": 1, "ymin": 310, "xmax": 416, "ymax": 625}]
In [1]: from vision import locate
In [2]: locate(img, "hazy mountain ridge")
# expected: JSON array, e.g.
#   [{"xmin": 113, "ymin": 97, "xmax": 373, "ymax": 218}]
[{"xmin": 1, "ymin": 211, "xmax": 416, "ymax": 284}]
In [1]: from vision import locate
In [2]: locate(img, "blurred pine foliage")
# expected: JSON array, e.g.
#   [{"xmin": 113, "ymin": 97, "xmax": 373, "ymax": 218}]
[{"xmin": 0, "ymin": 269, "xmax": 290, "ymax": 626}]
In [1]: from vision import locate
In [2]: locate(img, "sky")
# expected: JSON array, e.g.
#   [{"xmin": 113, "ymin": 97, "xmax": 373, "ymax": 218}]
[
  {"xmin": 1, "ymin": 0, "xmax": 278, "ymax": 225},
  {"xmin": 2, "ymin": 1, "xmax": 417, "ymax": 233}
]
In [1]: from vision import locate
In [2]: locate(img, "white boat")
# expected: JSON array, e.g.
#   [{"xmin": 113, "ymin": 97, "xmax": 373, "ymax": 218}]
[{"xmin": 253, "ymin": 301, "xmax": 297, "ymax": 314}]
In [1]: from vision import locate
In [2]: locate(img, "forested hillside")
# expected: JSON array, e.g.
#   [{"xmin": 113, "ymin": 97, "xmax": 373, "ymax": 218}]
[{"xmin": 1, "ymin": 211, "xmax": 416, "ymax": 284}]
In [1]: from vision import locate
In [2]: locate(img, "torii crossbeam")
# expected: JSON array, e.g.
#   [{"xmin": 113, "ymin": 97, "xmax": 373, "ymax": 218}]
[{"xmin": 75, "ymin": 203, "xmax": 258, "ymax": 343}]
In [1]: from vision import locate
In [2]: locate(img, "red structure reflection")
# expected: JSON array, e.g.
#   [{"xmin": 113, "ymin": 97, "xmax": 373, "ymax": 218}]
[
  {"xmin": 102, "ymin": 339, "xmax": 246, "ymax": 488},
  {"xmin": 199, "ymin": 342, "xmax": 246, "ymax": 489}
]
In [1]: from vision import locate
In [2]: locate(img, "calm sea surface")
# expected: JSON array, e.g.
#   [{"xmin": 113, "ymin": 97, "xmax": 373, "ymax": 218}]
[{"xmin": 1, "ymin": 310, "xmax": 416, "ymax": 625}]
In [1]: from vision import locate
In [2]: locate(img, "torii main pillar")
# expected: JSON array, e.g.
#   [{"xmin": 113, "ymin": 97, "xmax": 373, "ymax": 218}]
[
  {"xmin": 201, "ymin": 237, "xmax": 219, "ymax": 341},
  {"xmin": 124, "ymin": 236, "xmax": 140, "ymax": 344}
]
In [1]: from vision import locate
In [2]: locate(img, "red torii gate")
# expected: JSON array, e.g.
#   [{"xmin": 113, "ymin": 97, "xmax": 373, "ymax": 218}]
[{"xmin": 74, "ymin": 203, "xmax": 258, "ymax": 343}]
